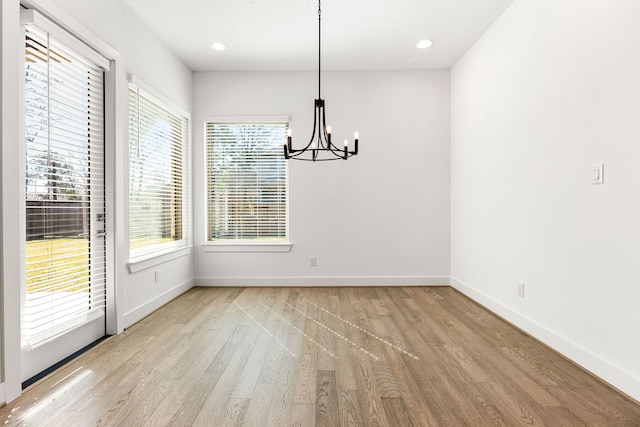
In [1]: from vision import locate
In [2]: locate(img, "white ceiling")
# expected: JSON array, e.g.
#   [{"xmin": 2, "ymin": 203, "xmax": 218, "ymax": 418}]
[{"xmin": 123, "ymin": 0, "xmax": 514, "ymax": 71}]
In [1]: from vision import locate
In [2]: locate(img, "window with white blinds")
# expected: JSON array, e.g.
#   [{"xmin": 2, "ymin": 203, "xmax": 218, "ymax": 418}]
[
  {"xmin": 128, "ymin": 83, "xmax": 189, "ymax": 258},
  {"xmin": 23, "ymin": 23, "xmax": 107, "ymax": 348},
  {"xmin": 206, "ymin": 122, "xmax": 288, "ymax": 241}
]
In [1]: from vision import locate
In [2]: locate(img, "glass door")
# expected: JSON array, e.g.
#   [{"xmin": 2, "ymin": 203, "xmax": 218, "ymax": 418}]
[{"xmin": 21, "ymin": 21, "xmax": 108, "ymax": 382}]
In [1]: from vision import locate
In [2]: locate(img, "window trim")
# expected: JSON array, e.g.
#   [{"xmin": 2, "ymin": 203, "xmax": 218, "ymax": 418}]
[
  {"xmin": 204, "ymin": 116, "xmax": 290, "ymax": 249},
  {"xmin": 128, "ymin": 75, "xmax": 191, "ymax": 263},
  {"xmin": 21, "ymin": 9, "xmax": 111, "ymax": 70},
  {"xmin": 127, "ymin": 245, "xmax": 192, "ymax": 273},
  {"xmin": 201, "ymin": 242, "xmax": 292, "ymax": 253},
  {"xmin": 129, "ymin": 75, "xmax": 191, "ymax": 120}
]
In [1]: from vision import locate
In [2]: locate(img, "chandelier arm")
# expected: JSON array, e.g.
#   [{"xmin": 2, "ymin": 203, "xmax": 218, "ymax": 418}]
[
  {"xmin": 306, "ymin": 100, "xmax": 320, "ymax": 148},
  {"xmin": 287, "ymin": 149, "xmax": 307, "ymax": 158},
  {"xmin": 290, "ymin": 156, "xmax": 346, "ymax": 162},
  {"xmin": 321, "ymin": 145, "xmax": 348, "ymax": 159},
  {"xmin": 320, "ymin": 101, "xmax": 329, "ymax": 149},
  {"xmin": 319, "ymin": 151, "xmax": 349, "ymax": 160},
  {"xmin": 324, "ymin": 133, "xmax": 350, "ymax": 153},
  {"xmin": 287, "ymin": 145, "xmax": 353, "ymax": 160},
  {"xmin": 318, "ymin": 104, "xmax": 325, "ymax": 149}
]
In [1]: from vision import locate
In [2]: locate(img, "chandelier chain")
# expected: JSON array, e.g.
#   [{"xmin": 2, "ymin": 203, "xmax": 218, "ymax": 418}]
[{"xmin": 318, "ymin": 0, "xmax": 322, "ymax": 100}]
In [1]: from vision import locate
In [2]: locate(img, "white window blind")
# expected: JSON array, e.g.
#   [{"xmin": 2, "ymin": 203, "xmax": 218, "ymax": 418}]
[
  {"xmin": 128, "ymin": 83, "xmax": 189, "ymax": 258},
  {"xmin": 206, "ymin": 122, "xmax": 288, "ymax": 241},
  {"xmin": 23, "ymin": 23, "xmax": 107, "ymax": 348}
]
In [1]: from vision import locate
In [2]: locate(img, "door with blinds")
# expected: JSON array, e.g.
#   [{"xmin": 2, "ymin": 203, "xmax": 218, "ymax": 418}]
[{"xmin": 21, "ymin": 13, "xmax": 109, "ymax": 382}]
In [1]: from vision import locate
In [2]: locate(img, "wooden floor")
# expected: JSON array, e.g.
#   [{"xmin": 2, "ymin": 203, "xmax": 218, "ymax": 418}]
[{"xmin": 2, "ymin": 287, "xmax": 640, "ymax": 426}]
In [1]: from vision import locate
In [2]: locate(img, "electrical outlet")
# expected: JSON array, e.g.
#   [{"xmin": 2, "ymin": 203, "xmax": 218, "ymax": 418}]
[
  {"xmin": 517, "ymin": 282, "xmax": 525, "ymax": 298},
  {"xmin": 154, "ymin": 270, "xmax": 160, "ymax": 283},
  {"xmin": 310, "ymin": 256, "xmax": 317, "ymax": 267}
]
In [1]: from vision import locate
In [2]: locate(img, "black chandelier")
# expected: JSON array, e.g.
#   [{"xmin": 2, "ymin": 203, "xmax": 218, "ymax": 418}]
[{"xmin": 284, "ymin": 0, "xmax": 359, "ymax": 161}]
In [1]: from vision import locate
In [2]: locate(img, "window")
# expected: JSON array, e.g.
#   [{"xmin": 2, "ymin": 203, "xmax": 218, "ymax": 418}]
[
  {"xmin": 128, "ymin": 80, "xmax": 189, "ymax": 259},
  {"xmin": 23, "ymin": 19, "xmax": 108, "ymax": 347},
  {"xmin": 206, "ymin": 121, "xmax": 288, "ymax": 242}
]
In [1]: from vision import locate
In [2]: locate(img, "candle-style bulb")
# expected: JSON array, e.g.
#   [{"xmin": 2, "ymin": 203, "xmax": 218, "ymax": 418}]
[
  {"xmin": 286, "ymin": 128, "xmax": 292, "ymax": 151},
  {"xmin": 327, "ymin": 126, "xmax": 331, "ymax": 134},
  {"xmin": 354, "ymin": 132, "xmax": 359, "ymax": 155},
  {"xmin": 343, "ymin": 139, "xmax": 348, "ymax": 147}
]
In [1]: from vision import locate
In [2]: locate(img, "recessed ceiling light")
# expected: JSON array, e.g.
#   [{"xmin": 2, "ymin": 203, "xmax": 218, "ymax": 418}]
[
  {"xmin": 416, "ymin": 39, "xmax": 433, "ymax": 49},
  {"xmin": 210, "ymin": 42, "xmax": 226, "ymax": 51}
]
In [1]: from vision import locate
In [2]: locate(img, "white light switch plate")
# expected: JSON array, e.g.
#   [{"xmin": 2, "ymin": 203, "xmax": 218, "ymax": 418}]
[{"xmin": 592, "ymin": 163, "xmax": 604, "ymax": 184}]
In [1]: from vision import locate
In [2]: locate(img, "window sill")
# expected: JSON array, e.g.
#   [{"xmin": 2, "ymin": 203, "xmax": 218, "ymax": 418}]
[
  {"xmin": 202, "ymin": 242, "xmax": 292, "ymax": 253},
  {"xmin": 128, "ymin": 245, "xmax": 192, "ymax": 273}
]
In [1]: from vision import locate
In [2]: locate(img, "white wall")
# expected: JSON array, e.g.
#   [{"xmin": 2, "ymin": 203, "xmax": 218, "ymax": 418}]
[
  {"xmin": 193, "ymin": 70, "xmax": 451, "ymax": 286},
  {"xmin": 451, "ymin": 0, "xmax": 640, "ymax": 400},
  {"xmin": 1, "ymin": 0, "xmax": 193, "ymax": 401}
]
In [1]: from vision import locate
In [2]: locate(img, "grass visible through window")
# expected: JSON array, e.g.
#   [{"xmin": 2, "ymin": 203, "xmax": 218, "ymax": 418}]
[{"xmin": 25, "ymin": 238, "xmax": 89, "ymax": 293}]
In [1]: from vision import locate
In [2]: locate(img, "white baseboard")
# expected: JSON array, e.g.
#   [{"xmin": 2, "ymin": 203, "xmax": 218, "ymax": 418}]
[
  {"xmin": 0, "ymin": 382, "xmax": 5, "ymax": 406},
  {"xmin": 123, "ymin": 279, "xmax": 194, "ymax": 328},
  {"xmin": 195, "ymin": 276, "xmax": 450, "ymax": 287},
  {"xmin": 451, "ymin": 276, "xmax": 640, "ymax": 403}
]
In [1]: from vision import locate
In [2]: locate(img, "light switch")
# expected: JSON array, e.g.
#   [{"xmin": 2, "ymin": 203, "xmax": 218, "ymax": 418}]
[{"xmin": 592, "ymin": 163, "xmax": 604, "ymax": 184}]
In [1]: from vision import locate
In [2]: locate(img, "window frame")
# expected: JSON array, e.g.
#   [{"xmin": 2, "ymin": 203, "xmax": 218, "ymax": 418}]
[
  {"xmin": 203, "ymin": 116, "xmax": 291, "ymax": 253},
  {"xmin": 21, "ymin": 15, "xmax": 109, "ymax": 350},
  {"xmin": 127, "ymin": 75, "xmax": 191, "ymax": 267}
]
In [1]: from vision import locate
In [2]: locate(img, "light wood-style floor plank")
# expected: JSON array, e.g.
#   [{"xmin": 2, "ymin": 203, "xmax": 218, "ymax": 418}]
[
  {"xmin": 1, "ymin": 286, "xmax": 639, "ymax": 426},
  {"xmin": 381, "ymin": 397, "xmax": 413, "ymax": 427},
  {"xmin": 290, "ymin": 402, "xmax": 314, "ymax": 427},
  {"xmin": 315, "ymin": 370, "xmax": 339, "ymax": 427}
]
